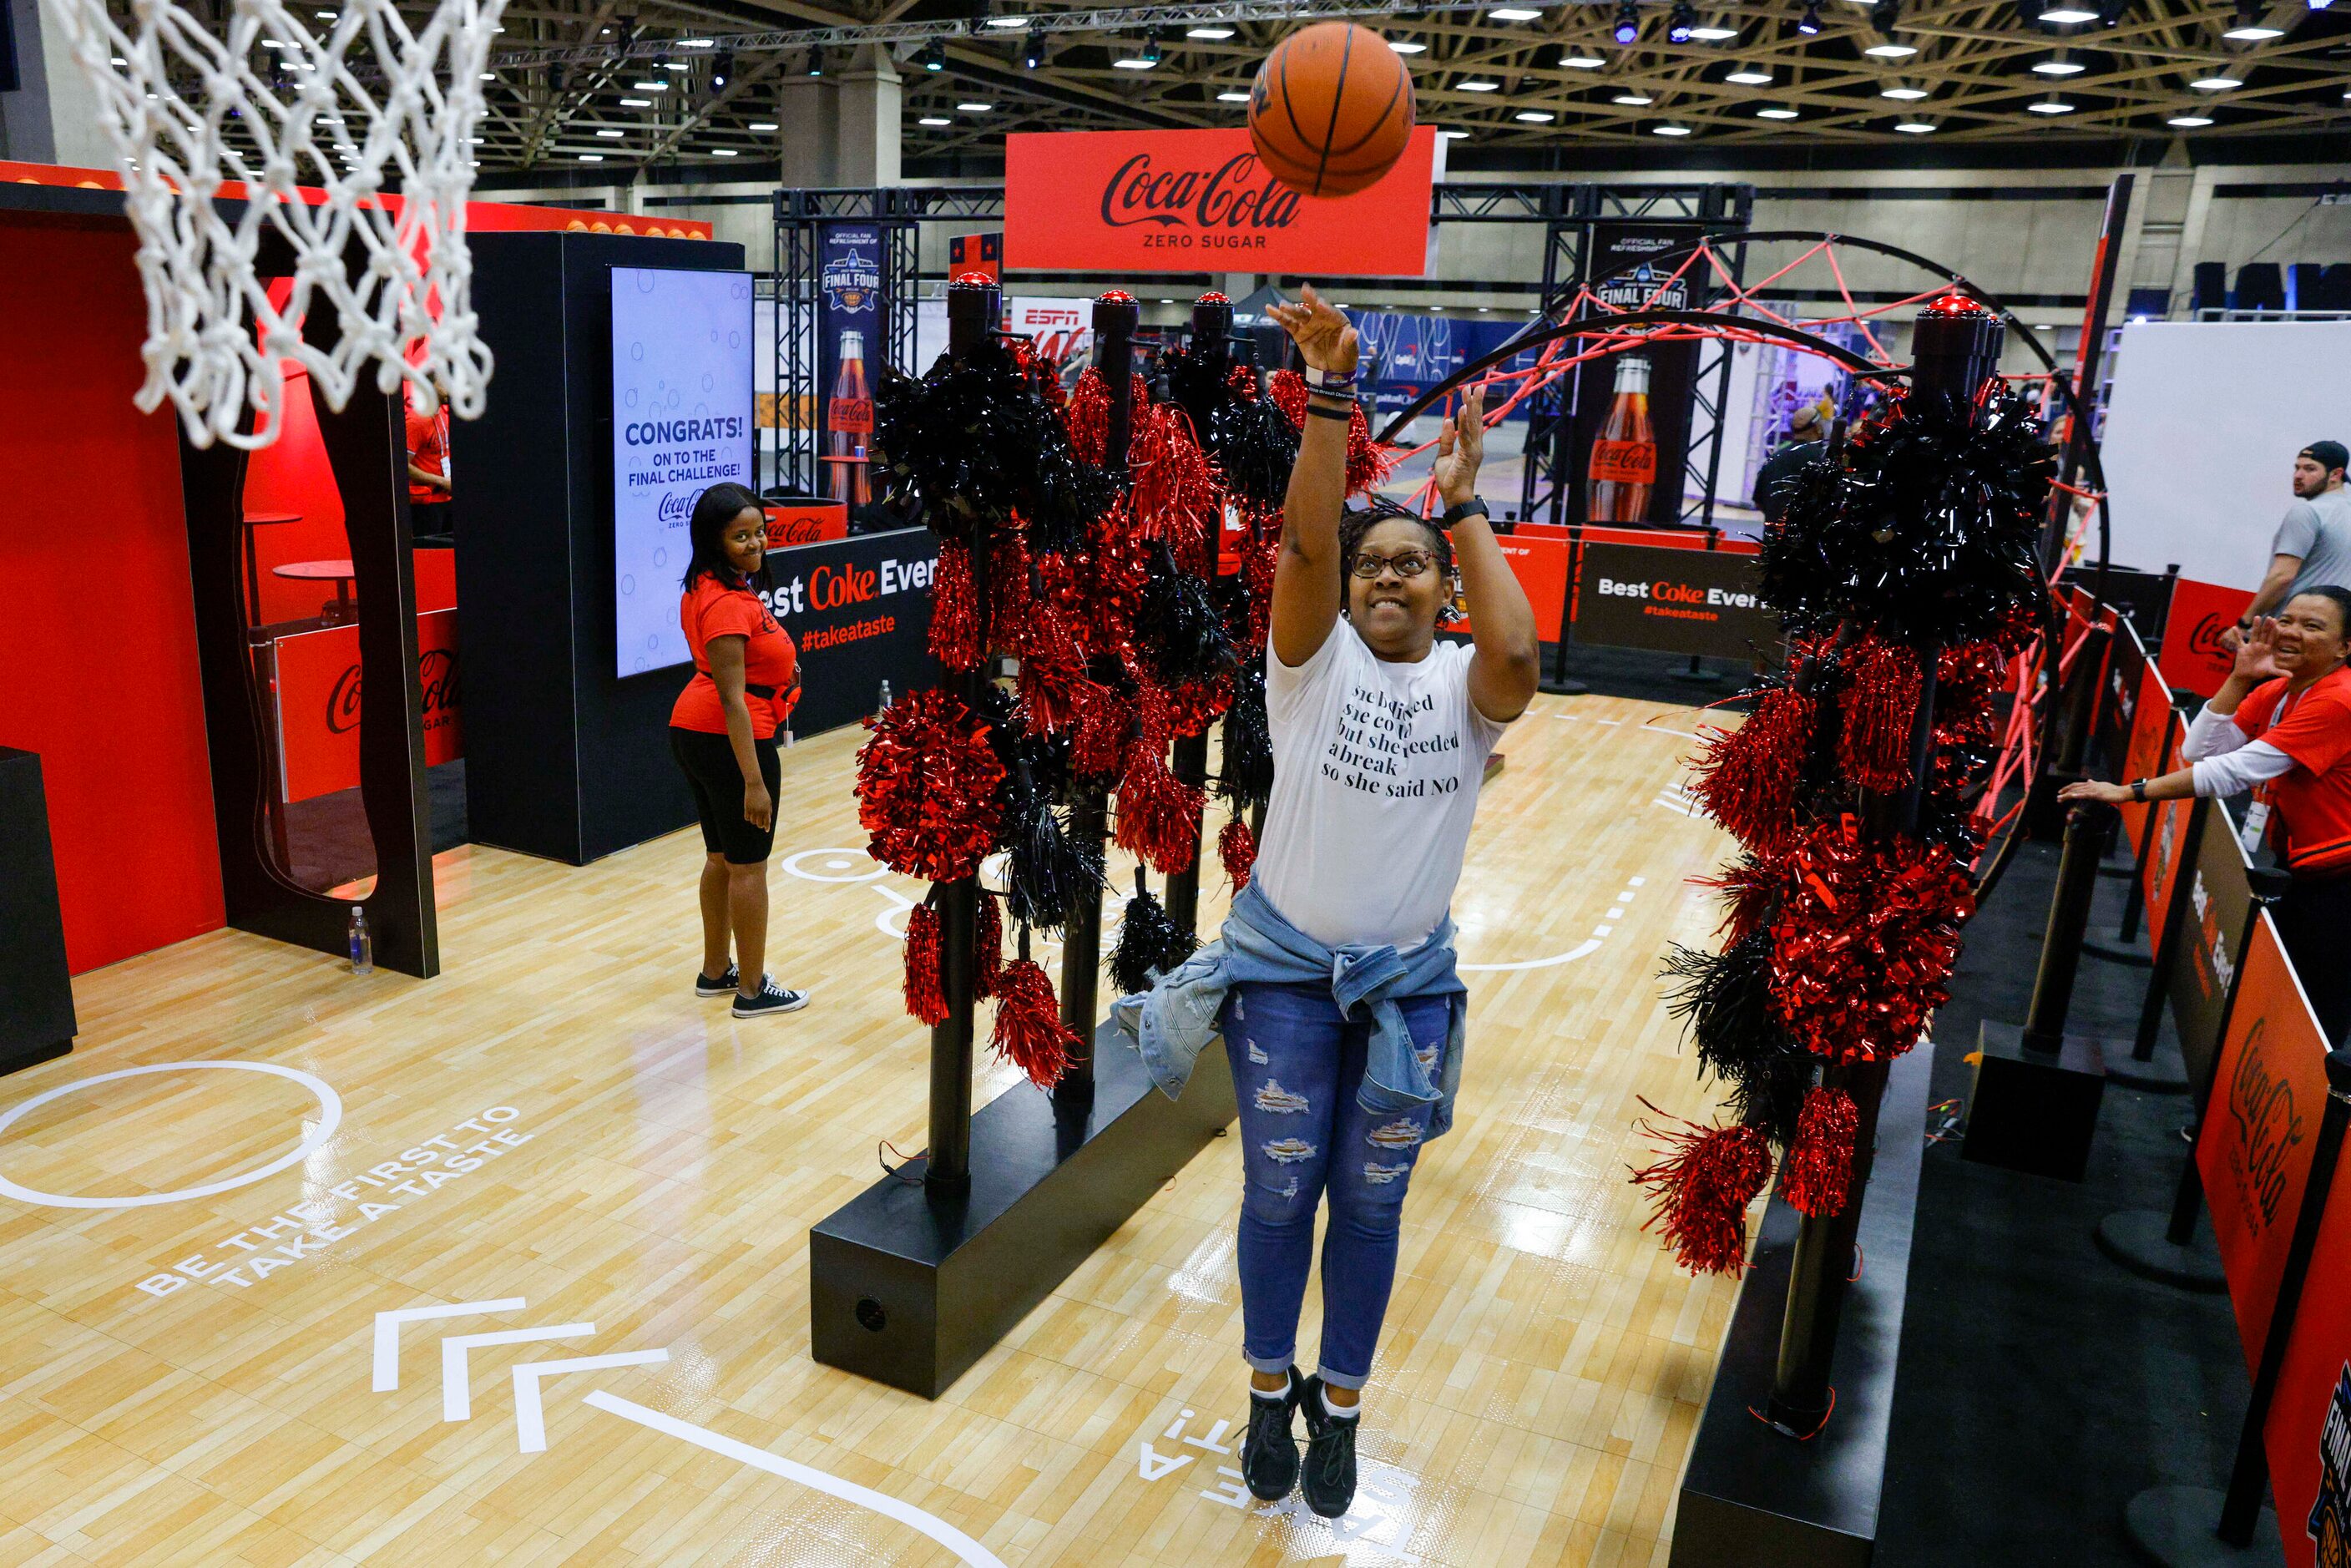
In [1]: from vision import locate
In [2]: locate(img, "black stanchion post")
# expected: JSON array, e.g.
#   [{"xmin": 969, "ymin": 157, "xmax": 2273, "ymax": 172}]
[
  {"xmin": 1765, "ymin": 293, "xmax": 2005, "ymax": 1434},
  {"xmin": 1960, "ymin": 802, "xmax": 2115, "ymax": 1180},
  {"xmin": 2028, "ymin": 619, "xmax": 2114, "ymax": 838},
  {"xmin": 923, "ymin": 273, "xmax": 1001, "ymax": 1196},
  {"xmin": 1057, "ymin": 290, "xmax": 1140, "ymax": 1078},
  {"xmin": 1163, "ymin": 292, "xmax": 1229, "ymax": 938}
]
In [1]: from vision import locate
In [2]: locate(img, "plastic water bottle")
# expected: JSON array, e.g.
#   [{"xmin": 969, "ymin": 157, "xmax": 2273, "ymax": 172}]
[
  {"xmin": 348, "ymin": 906, "xmax": 372, "ymax": 975},
  {"xmin": 878, "ymin": 679, "xmax": 892, "ymax": 715}
]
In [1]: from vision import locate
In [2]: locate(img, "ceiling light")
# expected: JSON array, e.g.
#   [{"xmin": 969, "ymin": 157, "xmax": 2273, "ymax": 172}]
[
  {"xmin": 2220, "ymin": 21, "xmax": 2283, "ymax": 35},
  {"xmin": 1864, "ymin": 41, "xmax": 1919, "ymax": 55},
  {"xmin": 1615, "ymin": 1, "xmax": 1642, "ymax": 43},
  {"xmin": 632, "ymin": 81, "xmax": 667, "ymax": 91},
  {"xmin": 1668, "ymin": 0, "xmax": 1697, "ymax": 41},
  {"xmin": 2191, "ymin": 73, "xmax": 2240, "ymax": 87},
  {"xmin": 1391, "ymin": 39, "xmax": 1428, "ymax": 52},
  {"xmin": 1143, "ymin": 31, "xmax": 1162, "ymax": 63},
  {"xmin": 806, "ymin": 48, "xmax": 823, "ymax": 75},
  {"xmin": 479, "ymin": 72, "xmax": 496, "ymax": 80},
  {"xmin": 919, "ymin": 38, "xmax": 945, "ymax": 70},
  {"xmin": 1565, "ymin": 51, "xmax": 1606, "ymax": 66},
  {"xmin": 1880, "ymin": 80, "xmax": 1928, "ymax": 97},
  {"xmin": 749, "ymin": 121, "xmax": 777, "ymax": 131},
  {"xmin": 1654, "ymin": 120, "xmax": 1693, "ymax": 134},
  {"xmin": 1613, "ymin": 90, "xmax": 1655, "ymax": 104},
  {"xmin": 595, "ymin": 128, "xmax": 623, "ymax": 137},
  {"xmin": 661, "ymin": 60, "xmax": 689, "ymax": 70},
  {"xmin": 918, "ymin": 114, "xmax": 951, "ymax": 124},
  {"xmin": 2038, "ymin": 1, "xmax": 2100, "ymax": 20},
  {"xmin": 986, "ymin": 13, "xmax": 1029, "ymax": 26},
  {"xmin": 2028, "ymin": 91, "xmax": 2076, "ymax": 110},
  {"xmin": 1460, "ymin": 78, "xmax": 1501, "ymax": 89},
  {"xmin": 713, "ymin": 148, "xmax": 737, "ymax": 156},
  {"xmin": 1690, "ymin": 23, "xmax": 1741, "ymax": 38},
  {"xmin": 619, "ymin": 98, "xmax": 652, "ymax": 107},
  {"xmin": 711, "ymin": 49, "xmax": 733, "ymax": 87},
  {"xmin": 1217, "ymin": 89, "xmax": 1251, "ymax": 101},
  {"xmin": 1725, "ymin": 63, "xmax": 1773, "ymax": 82},
  {"xmin": 958, "ymin": 101, "xmax": 993, "ymax": 110},
  {"xmin": 1023, "ymin": 29, "xmax": 1046, "ymax": 67},
  {"xmin": 1757, "ymin": 104, "xmax": 1800, "ymax": 116},
  {"xmin": 678, "ymin": 38, "xmax": 714, "ymax": 47},
  {"xmin": 1515, "ymin": 108, "xmax": 1557, "ymax": 119},
  {"xmin": 2167, "ymin": 111, "xmax": 2215, "ymax": 124},
  {"xmin": 1186, "ymin": 24, "xmax": 1236, "ymax": 38},
  {"xmin": 2034, "ymin": 50, "xmax": 2086, "ymax": 72},
  {"xmin": 1894, "ymin": 117, "xmax": 1937, "ymax": 130},
  {"xmin": 1492, "ymin": 5, "xmax": 1545, "ymax": 18},
  {"xmin": 577, "ymin": 153, "xmax": 603, "ymax": 161},
  {"xmin": 1115, "ymin": 33, "xmax": 1161, "ymax": 68},
  {"xmin": 1797, "ymin": 1, "xmax": 1823, "ymax": 30}
]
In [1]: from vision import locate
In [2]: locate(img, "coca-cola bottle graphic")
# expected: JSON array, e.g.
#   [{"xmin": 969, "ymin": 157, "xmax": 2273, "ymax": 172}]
[
  {"xmin": 1587, "ymin": 352, "xmax": 1657, "ymax": 523},
  {"xmin": 826, "ymin": 329, "xmax": 872, "ymax": 506}
]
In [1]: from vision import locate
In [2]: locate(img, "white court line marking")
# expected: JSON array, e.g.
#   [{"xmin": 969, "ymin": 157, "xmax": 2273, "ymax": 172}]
[
  {"xmin": 586, "ymin": 1391, "xmax": 1011, "ymax": 1568},
  {"xmin": 1459, "ymin": 938, "xmax": 1604, "ymax": 974},
  {"xmin": 443, "ymin": 1324, "xmax": 594, "ymax": 1420},
  {"xmin": 372, "ymin": 1297, "xmax": 528, "ymax": 1392},
  {"xmin": 513, "ymin": 1350, "xmax": 668, "ymax": 1452},
  {"xmin": 0, "ymin": 1062, "xmax": 341, "ymax": 1211}
]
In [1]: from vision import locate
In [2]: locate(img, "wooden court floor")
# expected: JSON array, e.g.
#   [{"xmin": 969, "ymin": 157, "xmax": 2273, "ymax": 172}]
[{"xmin": 0, "ymin": 690, "xmax": 1748, "ymax": 1566}]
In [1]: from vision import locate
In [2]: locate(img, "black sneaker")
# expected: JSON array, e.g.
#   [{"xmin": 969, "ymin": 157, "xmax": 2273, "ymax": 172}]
[
  {"xmin": 731, "ymin": 977, "xmax": 810, "ymax": 1018},
  {"xmin": 1297, "ymin": 1374, "xmax": 1358, "ymax": 1518},
  {"xmin": 1241, "ymin": 1366, "xmax": 1304, "ymax": 1501},
  {"xmin": 695, "ymin": 964, "xmax": 738, "ymax": 997}
]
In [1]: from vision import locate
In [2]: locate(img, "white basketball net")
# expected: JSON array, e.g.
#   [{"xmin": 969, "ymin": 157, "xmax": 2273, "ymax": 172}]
[{"xmin": 50, "ymin": 0, "xmax": 508, "ymax": 448}]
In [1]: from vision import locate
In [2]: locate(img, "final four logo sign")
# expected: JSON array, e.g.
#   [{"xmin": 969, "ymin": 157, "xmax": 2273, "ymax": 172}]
[
  {"xmin": 1595, "ymin": 260, "xmax": 1693, "ymax": 313},
  {"xmin": 823, "ymin": 234, "xmax": 881, "ymax": 312},
  {"xmin": 2314, "ymin": 1364, "xmax": 2351, "ymax": 1566}
]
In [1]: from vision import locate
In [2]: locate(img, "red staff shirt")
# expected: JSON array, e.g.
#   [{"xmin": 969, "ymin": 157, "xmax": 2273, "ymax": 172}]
[
  {"xmin": 405, "ymin": 402, "xmax": 448, "ymax": 503},
  {"xmin": 2232, "ymin": 665, "xmax": 2351, "ymax": 875},
  {"xmin": 670, "ymin": 574, "xmax": 799, "ymax": 740}
]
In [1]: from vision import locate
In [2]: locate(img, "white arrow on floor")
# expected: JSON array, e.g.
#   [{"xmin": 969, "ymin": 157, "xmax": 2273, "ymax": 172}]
[
  {"xmin": 443, "ymin": 1323, "xmax": 595, "ymax": 1420},
  {"xmin": 584, "ymin": 1392, "xmax": 1009, "ymax": 1568},
  {"xmin": 511, "ymin": 1350, "xmax": 670, "ymax": 1452},
  {"xmin": 372, "ymin": 1297, "xmax": 528, "ymax": 1392}
]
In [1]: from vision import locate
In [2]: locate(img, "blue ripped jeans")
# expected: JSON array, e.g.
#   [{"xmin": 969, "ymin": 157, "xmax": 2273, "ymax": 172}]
[{"xmin": 1224, "ymin": 980, "xmax": 1446, "ymax": 1391}]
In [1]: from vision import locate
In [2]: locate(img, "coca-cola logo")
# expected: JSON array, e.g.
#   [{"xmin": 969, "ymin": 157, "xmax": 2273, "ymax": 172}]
[
  {"xmin": 657, "ymin": 490, "xmax": 695, "ymax": 525},
  {"xmin": 418, "ymin": 648, "xmax": 459, "ymax": 721},
  {"xmin": 326, "ymin": 663, "xmax": 363, "ymax": 735},
  {"xmin": 2187, "ymin": 612, "xmax": 2233, "ymax": 663},
  {"xmin": 2227, "ymin": 1015, "xmax": 2307, "ymax": 1228},
  {"xmin": 1100, "ymin": 154, "xmax": 1302, "ymax": 233}
]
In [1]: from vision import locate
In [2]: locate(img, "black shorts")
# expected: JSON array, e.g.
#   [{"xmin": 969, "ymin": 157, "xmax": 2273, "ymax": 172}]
[{"xmin": 670, "ymin": 726, "xmax": 781, "ymax": 864}]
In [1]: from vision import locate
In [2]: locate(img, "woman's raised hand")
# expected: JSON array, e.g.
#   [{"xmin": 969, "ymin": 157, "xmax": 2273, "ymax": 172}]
[
  {"xmin": 2235, "ymin": 615, "xmax": 2283, "ymax": 683},
  {"xmin": 1433, "ymin": 387, "xmax": 1486, "ymax": 507},
  {"xmin": 1264, "ymin": 283, "xmax": 1358, "ymax": 376}
]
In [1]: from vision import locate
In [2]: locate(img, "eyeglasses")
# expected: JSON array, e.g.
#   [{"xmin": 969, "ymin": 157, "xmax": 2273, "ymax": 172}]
[{"xmin": 1350, "ymin": 549, "xmax": 1435, "ymax": 579}]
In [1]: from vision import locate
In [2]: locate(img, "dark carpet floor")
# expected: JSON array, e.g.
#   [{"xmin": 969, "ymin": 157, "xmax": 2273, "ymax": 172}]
[{"xmin": 1876, "ymin": 835, "xmax": 2253, "ymax": 1565}]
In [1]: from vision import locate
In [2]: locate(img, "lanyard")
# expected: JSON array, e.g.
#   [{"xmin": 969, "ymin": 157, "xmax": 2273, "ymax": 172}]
[{"xmin": 2242, "ymin": 684, "xmax": 2311, "ymax": 855}]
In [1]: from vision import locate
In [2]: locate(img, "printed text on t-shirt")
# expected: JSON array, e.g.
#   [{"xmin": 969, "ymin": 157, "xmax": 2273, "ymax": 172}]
[{"xmin": 1323, "ymin": 685, "xmax": 1461, "ymax": 798}]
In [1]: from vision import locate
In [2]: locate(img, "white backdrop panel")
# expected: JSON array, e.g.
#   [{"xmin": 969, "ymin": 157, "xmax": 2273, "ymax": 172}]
[{"xmin": 2101, "ymin": 321, "xmax": 2351, "ymax": 590}]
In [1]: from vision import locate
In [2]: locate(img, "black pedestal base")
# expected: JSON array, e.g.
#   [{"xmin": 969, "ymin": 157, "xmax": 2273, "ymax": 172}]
[
  {"xmin": 2096, "ymin": 1208, "xmax": 2229, "ymax": 1292},
  {"xmin": 1670, "ymin": 1041, "xmax": 1934, "ymax": 1567},
  {"xmin": 2084, "ymin": 935, "xmax": 2156, "ymax": 969},
  {"xmin": 0, "ymin": 1039, "xmax": 69, "ymax": 1079},
  {"xmin": 2109, "ymin": 1038, "xmax": 2193, "ymax": 1095},
  {"xmin": 2122, "ymin": 1485, "xmax": 2283, "ymax": 1566},
  {"xmin": 810, "ymin": 1018, "xmax": 1236, "ymax": 1399},
  {"xmin": 1962, "ymin": 1019, "xmax": 2108, "ymax": 1181}
]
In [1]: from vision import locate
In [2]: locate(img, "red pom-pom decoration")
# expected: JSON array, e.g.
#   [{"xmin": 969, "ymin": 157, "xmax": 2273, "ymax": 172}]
[
  {"xmin": 902, "ymin": 898, "xmax": 948, "ymax": 1025},
  {"xmin": 854, "ymin": 689, "xmax": 1006, "ymax": 883},
  {"xmin": 1767, "ymin": 816, "xmax": 1974, "ymax": 1065},
  {"xmin": 1782, "ymin": 1085, "xmax": 1858, "ymax": 1217},
  {"xmin": 1629, "ymin": 1100, "xmax": 1772, "ymax": 1277},
  {"xmin": 988, "ymin": 530, "xmax": 1033, "ymax": 655},
  {"xmin": 1115, "ymin": 741, "xmax": 1203, "ymax": 874},
  {"xmin": 1065, "ymin": 367, "xmax": 1110, "ymax": 467},
  {"xmin": 1687, "ymin": 685, "xmax": 1817, "ymax": 851},
  {"xmin": 990, "ymin": 953, "xmax": 1079, "ymax": 1089},
  {"xmin": 928, "ymin": 542, "xmax": 983, "ymax": 672},
  {"xmin": 1129, "ymin": 402, "xmax": 1221, "ymax": 574},
  {"xmin": 1267, "ymin": 367, "xmax": 1307, "ymax": 428},
  {"xmin": 1220, "ymin": 817, "xmax": 1257, "ymax": 891},
  {"xmin": 1838, "ymin": 637, "xmax": 1921, "ymax": 793},
  {"xmin": 1267, "ymin": 367, "xmax": 1398, "ymax": 498},
  {"xmin": 975, "ymin": 891, "xmax": 1004, "ymax": 1000}
]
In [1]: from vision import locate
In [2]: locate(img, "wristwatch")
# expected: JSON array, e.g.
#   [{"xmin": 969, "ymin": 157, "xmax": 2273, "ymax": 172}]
[
  {"xmin": 2131, "ymin": 778, "xmax": 2147, "ymax": 802},
  {"xmin": 1441, "ymin": 497, "xmax": 1489, "ymax": 529}
]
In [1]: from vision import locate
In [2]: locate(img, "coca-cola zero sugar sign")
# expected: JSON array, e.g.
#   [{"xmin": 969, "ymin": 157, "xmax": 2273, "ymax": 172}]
[{"xmin": 1004, "ymin": 129, "xmax": 1436, "ymax": 276}]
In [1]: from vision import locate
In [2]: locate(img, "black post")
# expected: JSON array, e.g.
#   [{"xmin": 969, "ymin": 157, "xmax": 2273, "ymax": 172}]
[
  {"xmin": 2020, "ymin": 802, "xmax": 2121, "ymax": 1054},
  {"xmin": 1058, "ymin": 291, "xmax": 1140, "ymax": 1075},
  {"xmin": 2218, "ymin": 1047, "xmax": 2351, "ymax": 1544},
  {"xmin": 2167, "ymin": 867, "xmax": 2293, "ymax": 1245},
  {"xmin": 925, "ymin": 274, "xmax": 1001, "ymax": 1196},
  {"xmin": 1164, "ymin": 293, "xmax": 1231, "ymax": 938},
  {"xmin": 1766, "ymin": 292, "xmax": 2004, "ymax": 1434},
  {"xmin": 2055, "ymin": 623, "xmax": 2114, "ymax": 779}
]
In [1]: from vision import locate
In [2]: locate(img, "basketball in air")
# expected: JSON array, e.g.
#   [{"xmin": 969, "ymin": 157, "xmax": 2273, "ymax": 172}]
[{"xmin": 1247, "ymin": 22, "xmax": 1417, "ymax": 199}]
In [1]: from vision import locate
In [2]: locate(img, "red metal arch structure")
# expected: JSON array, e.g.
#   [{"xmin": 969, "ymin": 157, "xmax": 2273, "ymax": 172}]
[{"xmin": 1370, "ymin": 230, "xmax": 2118, "ymax": 898}]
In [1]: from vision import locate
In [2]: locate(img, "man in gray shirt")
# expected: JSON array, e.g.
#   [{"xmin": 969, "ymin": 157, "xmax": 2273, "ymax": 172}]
[{"xmin": 2226, "ymin": 439, "xmax": 2351, "ymax": 649}]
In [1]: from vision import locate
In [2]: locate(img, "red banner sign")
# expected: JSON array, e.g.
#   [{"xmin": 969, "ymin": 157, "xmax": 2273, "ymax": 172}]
[
  {"xmin": 1004, "ymin": 128, "xmax": 1436, "ymax": 277},
  {"xmin": 1454, "ymin": 536, "xmax": 1570, "ymax": 641},
  {"xmin": 2161, "ymin": 576, "xmax": 2255, "ymax": 698},
  {"xmin": 274, "ymin": 609, "xmax": 462, "ymax": 802},
  {"xmin": 2117, "ymin": 659, "xmax": 2177, "ymax": 888},
  {"xmin": 2141, "ymin": 792, "xmax": 2197, "ymax": 956},
  {"xmin": 2199, "ymin": 915, "xmax": 2330, "ymax": 1372},
  {"xmin": 2263, "ymin": 1117, "xmax": 2351, "ymax": 1568},
  {"xmin": 764, "ymin": 501, "xmax": 850, "ymax": 547}
]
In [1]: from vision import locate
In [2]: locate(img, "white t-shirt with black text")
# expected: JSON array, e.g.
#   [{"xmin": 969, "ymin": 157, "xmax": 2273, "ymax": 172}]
[{"xmin": 1253, "ymin": 624, "xmax": 1512, "ymax": 950}]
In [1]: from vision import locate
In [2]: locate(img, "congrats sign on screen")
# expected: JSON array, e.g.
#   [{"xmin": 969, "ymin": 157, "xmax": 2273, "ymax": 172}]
[{"xmin": 610, "ymin": 266, "xmax": 756, "ymax": 677}]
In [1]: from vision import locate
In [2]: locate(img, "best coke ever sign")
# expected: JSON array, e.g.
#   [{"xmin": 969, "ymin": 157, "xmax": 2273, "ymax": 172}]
[{"xmin": 1004, "ymin": 128, "xmax": 1436, "ymax": 277}]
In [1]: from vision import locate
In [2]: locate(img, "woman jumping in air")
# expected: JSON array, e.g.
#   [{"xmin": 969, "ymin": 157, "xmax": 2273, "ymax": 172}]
[{"xmin": 1122, "ymin": 285, "xmax": 1540, "ymax": 1517}]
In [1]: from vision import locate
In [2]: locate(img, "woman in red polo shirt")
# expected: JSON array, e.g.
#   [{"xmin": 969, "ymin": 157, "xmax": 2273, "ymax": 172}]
[
  {"xmin": 671, "ymin": 483, "xmax": 810, "ymax": 1019},
  {"xmin": 2062, "ymin": 585, "xmax": 2351, "ymax": 1042}
]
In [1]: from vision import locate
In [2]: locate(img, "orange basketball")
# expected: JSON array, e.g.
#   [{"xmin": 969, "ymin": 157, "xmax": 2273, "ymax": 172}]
[{"xmin": 1247, "ymin": 21, "xmax": 1417, "ymax": 200}]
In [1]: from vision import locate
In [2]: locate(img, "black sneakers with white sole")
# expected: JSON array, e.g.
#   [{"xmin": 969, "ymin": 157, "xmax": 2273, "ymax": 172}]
[
  {"xmin": 731, "ymin": 978, "xmax": 810, "ymax": 1018},
  {"xmin": 1241, "ymin": 1366, "xmax": 1305, "ymax": 1501},
  {"xmin": 695, "ymin": 964, "xmax": 739, "ymax": 997}
]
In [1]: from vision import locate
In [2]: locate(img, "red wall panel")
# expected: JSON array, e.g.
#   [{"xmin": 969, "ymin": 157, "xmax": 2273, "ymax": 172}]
[{"xmin": 0, "ymin": 218, "xmax": 225, "ymax": 972}]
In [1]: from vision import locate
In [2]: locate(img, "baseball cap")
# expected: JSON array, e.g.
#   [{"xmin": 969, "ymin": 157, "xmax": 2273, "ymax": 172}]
[{"xmin": 2303, "ymin": 440, "xmax": 2349, "ymax": 474}]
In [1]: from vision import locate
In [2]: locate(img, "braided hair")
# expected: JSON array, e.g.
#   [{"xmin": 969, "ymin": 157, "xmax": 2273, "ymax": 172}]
[{"xmin": 1338, "ymin": 495, "xmax": 1463, "ymax": 625}]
